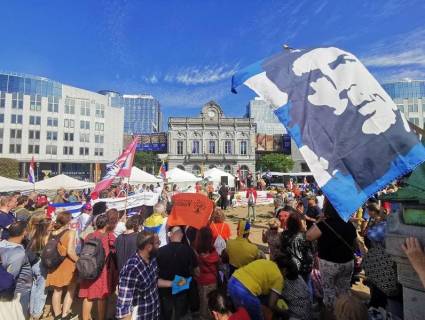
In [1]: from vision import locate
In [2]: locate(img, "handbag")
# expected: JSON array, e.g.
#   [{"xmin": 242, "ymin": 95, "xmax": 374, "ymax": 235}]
[{"xmin": 363, "ymin": 243, "xmax": 399, "ymax": 297}]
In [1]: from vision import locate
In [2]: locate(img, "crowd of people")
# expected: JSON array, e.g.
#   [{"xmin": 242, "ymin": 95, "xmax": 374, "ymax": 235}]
[{"xmin": 0, "ymin": 179, "xmax": 424, "ymax": 320}]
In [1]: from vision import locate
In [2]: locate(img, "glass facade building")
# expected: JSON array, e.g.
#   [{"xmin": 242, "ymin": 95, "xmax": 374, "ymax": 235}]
[
  {"xmin": 0, "ymin": 72, "xmax": 124, "ymax": 180},
  {"xmin": 246, "ymin": 98, "xmax": 286, "ymax": 135},
  {"xmin": 123, "ymin": 95, "xmax": 161, "ymax": 134},
  {"xmin": 382, "ymin": 80, "xmax": 425, "ymax": 128}
]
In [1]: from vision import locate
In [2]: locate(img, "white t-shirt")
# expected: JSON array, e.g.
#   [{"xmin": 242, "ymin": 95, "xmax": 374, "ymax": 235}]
[{"xmin": 114, "ymin": 221, "xmax": 127, "ymax": 237}]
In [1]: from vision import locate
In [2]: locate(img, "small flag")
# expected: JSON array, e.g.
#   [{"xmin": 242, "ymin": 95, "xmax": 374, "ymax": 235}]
[
  {"xmin": 28, "ymin": 156, "xmax": 35, "ymax": 184},
  {"xmin": 48, "ymin": 202, "xmax": 84, "ymax": 219},
  {"xmin": 159, "ymin": 162, "xmax": 167, "ymax": 180}
]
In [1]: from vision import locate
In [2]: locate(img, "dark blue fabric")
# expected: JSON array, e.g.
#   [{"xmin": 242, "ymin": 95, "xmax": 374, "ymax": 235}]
[{"xmin": 227, "ymin": 277, "xmax": 263, "ymax": 320}]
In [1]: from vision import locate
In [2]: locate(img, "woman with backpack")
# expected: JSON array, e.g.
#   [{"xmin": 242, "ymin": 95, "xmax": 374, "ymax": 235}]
[
  {"xmin": 195, "ymin": 227, "xmax": 220, "ymax": 320},
  {"xmin": 44, "ymin": 211, "xmax": 79, "ymax": 320},
  {"xmin": 78, "ymin": 214, "xmax": 117, "ymax": 320},
  {"xmin": 27, "ymin": 212, "xmax": 51, "ymax": 320}
]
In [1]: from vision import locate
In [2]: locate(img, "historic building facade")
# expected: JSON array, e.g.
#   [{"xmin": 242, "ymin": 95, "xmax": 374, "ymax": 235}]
[{"xmin": 167, "ymin": 101, "xmax": 256, "ymax": 178}]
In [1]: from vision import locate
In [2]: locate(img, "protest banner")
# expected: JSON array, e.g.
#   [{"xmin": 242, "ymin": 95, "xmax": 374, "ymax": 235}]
[
  {"xmin": 92, "ymin": 192, "xmax": 160, "ymax": 211},
  {"xmin": 232, "ymin": 190, "xmax": 274, "ymax": 207},
  {"xmin": 168, "ymin": 193, "xmax": 214, "ymax": 229}
]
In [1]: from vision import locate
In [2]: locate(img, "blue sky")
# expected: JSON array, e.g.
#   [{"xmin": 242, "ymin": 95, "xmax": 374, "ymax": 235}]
[{"xmin": 1, "ymin": 0, "xmax": 425, "ymax": 126}]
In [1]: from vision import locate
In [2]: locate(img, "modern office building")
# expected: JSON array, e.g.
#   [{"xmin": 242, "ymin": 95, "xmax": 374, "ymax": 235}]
[
  {"xmin": 0, "ymin": 72, "xmax": 124, "ymax": 180},
  {"xmin": 168, "ymin": 101, "xmax": 256, "ymax": 178},
  {"xmin": 122, "ymin": 94, "xmax": 161, "ymax": 134},
  {"xmin": 383, "ymin": 80, "xmax": 425, "ymax": 128},
  {"xmin": 246, "ymin": 98, "xmax": 308, "ymax": 172}
]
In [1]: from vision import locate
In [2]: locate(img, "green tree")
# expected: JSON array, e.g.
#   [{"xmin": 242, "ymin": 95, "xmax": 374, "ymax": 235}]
[
  {"xmin": 256, "ymin": 153, "xmax": 294, "ymax": 172},
  {"xmin": 0, "ymin": 158, "xmax": 20, "ymax": 179},
  {"xmin": 134, "ymin": 152, "xmax": 160, "ymax": 174}
]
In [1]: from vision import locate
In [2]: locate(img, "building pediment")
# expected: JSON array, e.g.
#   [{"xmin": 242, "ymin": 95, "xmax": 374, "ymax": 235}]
[{"xmin": 201, "ymin": 101, "xmax": 224, "ymax": 121}]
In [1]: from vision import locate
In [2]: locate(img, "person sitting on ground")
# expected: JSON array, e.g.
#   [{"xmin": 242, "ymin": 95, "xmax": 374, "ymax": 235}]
[
  {"xmin": 261, "ymin": 218, "xmax": 281, "ymax": 261},
  {"xmin": 0, "ymin": 221, "xmax": 33, "ymax": 318},
  {"xmin": 227, "ymin": 257, "xmax": 287, "ymax": 320},
  {"xmin": 402, "ymin": 237, "xmax": 425, "ymax": 289},
  {"xmin": 224, "ymin": 220, "xmax": 264, "ymax": 275},
  {"xmin": 207, "ymin": 289, "xmax": 250, "ymax": 320}
]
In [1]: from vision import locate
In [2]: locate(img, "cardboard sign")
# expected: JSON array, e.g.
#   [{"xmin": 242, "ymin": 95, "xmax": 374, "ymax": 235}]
[{"xmin": 168, "ymin": 193, "xmax": 214, "ymax": 229}]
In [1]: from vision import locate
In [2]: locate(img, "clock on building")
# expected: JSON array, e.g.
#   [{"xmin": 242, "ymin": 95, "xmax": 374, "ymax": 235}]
[{"xmin": 207, "ymin": 109, "xmax": 216, "ymax": 118}]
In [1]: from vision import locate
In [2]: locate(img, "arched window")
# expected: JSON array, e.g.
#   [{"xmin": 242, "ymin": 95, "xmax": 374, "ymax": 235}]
[
  {"xmin": 177, "ymin": 165, "xmax": 185, "ymax": 171},
  {"xmin": 209, "ymin": 140, "xmax": 216, "ymax": 154},
  {"xmin": 224, "ymin": 165, "xmax": 232, "ymax": 174},
  {"xmin": 192, "ymin": 165, "xmax": 201, "ymax": 175}
]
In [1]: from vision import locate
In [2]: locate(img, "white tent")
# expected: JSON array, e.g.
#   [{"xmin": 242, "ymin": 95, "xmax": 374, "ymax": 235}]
[
  {"xmin": 130, "ymin": 166, "xmax": 162, "ymax": 184},
  {"xmin": 204, "ymin": 167, "xmax": 235, "ymax": 188},
  {"xmin": 0, "ymin": 176, "xmax": 34, "ymax": 193},
  {"xmin": 166, "ymin": 167, "xmax": 201, "ymax": 192},
  {"xmin": 34, "ymin": 174, "xmax": 95, "ymax": 191}
]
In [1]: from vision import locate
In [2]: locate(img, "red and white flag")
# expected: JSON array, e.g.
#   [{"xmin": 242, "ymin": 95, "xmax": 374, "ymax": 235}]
[{"xmin": 92, "ymin": 137, "xmax": 139, "ymax": 194}]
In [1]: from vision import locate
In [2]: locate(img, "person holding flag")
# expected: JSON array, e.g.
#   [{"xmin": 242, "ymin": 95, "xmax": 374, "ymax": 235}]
[{"xmin": 28, "ymin": 156, "xmax": 36, "ymax": 185}]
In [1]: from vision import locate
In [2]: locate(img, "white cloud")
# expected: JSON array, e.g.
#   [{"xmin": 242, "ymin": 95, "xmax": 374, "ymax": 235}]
[
  {"xmin": 165, "ymin": 65, "xmax": 238, "ymax": 85},
  {"xmin": 362, "ymin": 27, "xmax": 425, "ymax": 68},
  {"xmin": 142, "ymin": 74, "xmax": 159, "ymax": 84}
]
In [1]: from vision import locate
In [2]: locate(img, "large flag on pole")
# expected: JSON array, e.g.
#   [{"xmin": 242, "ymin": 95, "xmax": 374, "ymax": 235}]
[
  {"xmin": 158, "ymin": 161, "xmax": 167, "ymax": 180},
  {"xmin": 28, "ymin": 156, "xmax": 35, "ymax": 184},
  {"xmin": 117, "ymin": 136, "xmax": 139, "ymax": 178},
  {"xmin": 232, "ymin": 46, "xmax": 425, "ymax": 219},
  {"xmin": 92, "ymin": 137, "xmax": 139, "ymax": 194}
]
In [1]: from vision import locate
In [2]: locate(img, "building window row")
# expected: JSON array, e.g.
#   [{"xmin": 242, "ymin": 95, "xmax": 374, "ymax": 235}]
[
  {"xmin": 95, "ymin": 104, "xmax": 105, "ymax": 118},
  {"xmin": 95, "ymin": 122, "xmax": 104, "ymax": 131},
  {"xmin": 47, "ymin": 117, "xmax": 58, "ymax": 127},
  {"xmin": 29, "ymin": 130, "xmax": 40, "ymax": 140},
  {"xmin": 28, "ymin": 144, "xmax": 39, "ymax": 154},
  {"xmin": 46, "ymin": 131, "xmax": 58, "ymax": 141},
  {"xmin": 64, "ymin": 132, "xmax": 74, "ymax": 141},
  {"xmin": 80, "ymin": 120, "xmax": 90, "ymax": 130},
  {"xmin": 80, "ymin": 133, "xmax": 90, "ymax": 143},
  {"xmin": 80, "ymin": 100, "xmax": 90, "ymax": 116},
  {"xmin": 64, "ymin": 119, "xmax": 75, "ymax": 128},
  {"xmin": 182, "ymin": 140, "xmax": 248, "ymax": 155},
  {"xmin": 0, "ymin": 92, "xmax": 5, "ymax": 108},
  {"xmin": 9, "ymin": 144, "xmax": 21, "ymax": 153}
]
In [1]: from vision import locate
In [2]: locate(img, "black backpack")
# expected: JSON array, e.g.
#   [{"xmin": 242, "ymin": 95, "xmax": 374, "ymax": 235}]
[
  {"xmin": 41, "ymin": 229, "xmax": 68, "ymax": 271},
  {"xmin": 76, "ymin": 235, "xmax": 106, "ymax": 280}
]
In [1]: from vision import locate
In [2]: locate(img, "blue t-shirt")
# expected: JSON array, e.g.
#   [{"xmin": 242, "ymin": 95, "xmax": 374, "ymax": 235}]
[{"xmin": 0, "ymin": 211, "xmax": 16, "ymax": 239}]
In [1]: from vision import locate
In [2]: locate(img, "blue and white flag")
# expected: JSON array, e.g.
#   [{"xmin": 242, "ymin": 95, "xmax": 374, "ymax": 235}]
[
  {"xmin": 232, "ymin": 46, "xmax": 425, "ymax": 219},
  {"xmin": 48, "ymin": 202, "xmax": 84, "ymax": 218}
]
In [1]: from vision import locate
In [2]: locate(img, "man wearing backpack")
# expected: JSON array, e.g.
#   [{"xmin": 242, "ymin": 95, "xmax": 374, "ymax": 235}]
[{"xmin": 0, "ymin": 221, "xmax": 33, "ymax": 318}]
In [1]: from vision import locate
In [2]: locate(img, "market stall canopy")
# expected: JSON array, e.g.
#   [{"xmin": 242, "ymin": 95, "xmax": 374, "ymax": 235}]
[
  {"xmin": 0, "ymin": 176, "xmax": 34, "ymax": 192},
  {"xmin": 204, "ymin": 167, "xmax": 235, "ymax": 188},
  {"xmin": 130, "ymin": 166, "xmax": 162, "ymax": 184},
  {"xmin": 166, "ymin": 168, "xmax": 202, "ymax": 183},
  {"xmin": 34, "ymin": 174, "xmax": 95, "ymax": 191}
]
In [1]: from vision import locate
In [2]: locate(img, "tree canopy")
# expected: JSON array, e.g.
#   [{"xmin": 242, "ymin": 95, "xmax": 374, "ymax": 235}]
[{"xmin": 256, "ymin": 153, "xmax": 294, "ymax": 173}]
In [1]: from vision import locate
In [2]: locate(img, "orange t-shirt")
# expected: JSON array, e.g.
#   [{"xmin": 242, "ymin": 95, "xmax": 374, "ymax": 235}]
[{"xmin": 209, "ymin": 222, "xmax": 231, "ymax": 241}]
